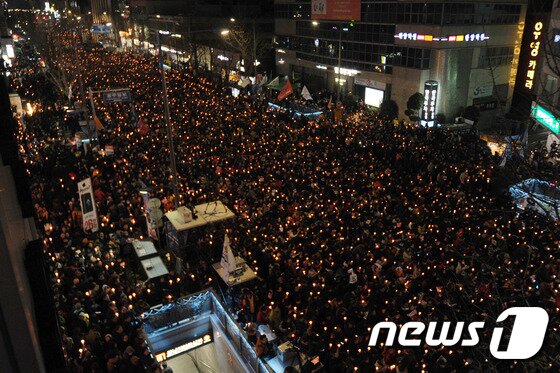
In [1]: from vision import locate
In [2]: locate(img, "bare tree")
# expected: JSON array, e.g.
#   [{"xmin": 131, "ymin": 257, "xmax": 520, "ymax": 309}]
[
  {"xmin": 539, "ymin": 23, "xmax": 560, "ymax": 107},
  {"xmin": 222, "ymin": 23, "xmax": 253, "ymax": 74},
  {"xmin": 46, "ymin": 66, "xmax": 74, "ymax": 103}
]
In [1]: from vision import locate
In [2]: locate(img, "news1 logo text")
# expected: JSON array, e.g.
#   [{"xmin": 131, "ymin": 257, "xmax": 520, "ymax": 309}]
[{"xmin": 368, "ymin": 307, "xmax": 549, "ymax": 359}]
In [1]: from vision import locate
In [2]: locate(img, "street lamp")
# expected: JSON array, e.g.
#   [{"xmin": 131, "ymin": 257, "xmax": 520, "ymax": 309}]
[
  {"xmin": 153, "ymin": 28, "xmax": 225, "ymax": 207},
  {"xmin": 220, "ymin": 29, "xmax": 230, "ymax": 36},
  {"xmin": 313, "ymin": 20, "xmax": 347, "ymax": 101},
  {"xmin": 336, "ymin": 25, "xmax": 349, "ymax": 102},
  {"xmin": 139, "ymin": 186, "xmax": 153, "ymax": 195},
  {"xmin": 155, "ymin": 30, "xmax": 180, "ymax": 208}
]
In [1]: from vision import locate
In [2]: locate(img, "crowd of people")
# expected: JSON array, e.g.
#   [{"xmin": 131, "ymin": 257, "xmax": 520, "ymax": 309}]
[{"xmin": 10, "ymin": 36, "xmax": 560, "ymax": 373}]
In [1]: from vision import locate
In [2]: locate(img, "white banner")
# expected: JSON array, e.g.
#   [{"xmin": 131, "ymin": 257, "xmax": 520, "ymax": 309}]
[
  {"xmin": 546, "ymin": 132, "xmax": 559, "ymax": 152},
  {"xmin": 78, "ymin": 178, "xmax": 99, "ymax": 232},
  {"xmin": 301, "ymin": 85, "xmax": 313, "ymax": 101},
  {"xmin": 354, "ymin": 77, "xmax": 386, "ymax": 90},
  {"xmin": 221, "ymin": 234, "xmax": 236, "ymax": 283}
]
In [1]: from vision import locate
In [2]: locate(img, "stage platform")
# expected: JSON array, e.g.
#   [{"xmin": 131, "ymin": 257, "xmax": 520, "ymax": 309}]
[
  {"xmin": 165, "ymin": 201, "xmax": 235, "ymax": 232},
  {"xmin": 141, "ymin": 256, "xmax": 169, "ymax": 279},
  {"xmin": 212, "ymin": 256, "xmax": 258, "ymax": 287},
  {"xmin": 132, "ymin": 240, "xmax": 158, "ymax": 259}
]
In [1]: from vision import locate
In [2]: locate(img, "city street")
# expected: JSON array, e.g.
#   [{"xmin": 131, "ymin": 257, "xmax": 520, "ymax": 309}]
[{"xmin": 0, "ymin": 2, "xmax": 560, "ymax": 373}]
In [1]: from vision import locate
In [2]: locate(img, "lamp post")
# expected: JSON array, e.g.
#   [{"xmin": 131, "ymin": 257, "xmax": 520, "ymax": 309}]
[
  {"xmin": 313, "ymin": 21, "xmax": 348, "ymax": 102},
  {"xmin": 70, "ymin": 17, "xmax": 88, "ymax": 111},
  {"xmin": 156, "ymin": 30, "xmax": 180, "ymax": 208},
  {"xmin": 337, "ymin": 25, "xmax": 342, "ymax": 102},
  {"xmin": 336, "ymin": 25, "xmax": 350, "ymax": 102},
  {"xmin": 153, "ymin": 28, "xmax": 229, "ymax": 208},
  {"xmin": 167, "ymin": 29, "xmax": 230, "ymax": 70}
]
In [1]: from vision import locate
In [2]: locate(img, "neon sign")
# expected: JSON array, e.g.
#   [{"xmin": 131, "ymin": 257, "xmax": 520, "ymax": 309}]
[
  {"xmin": 531, "ymin": 102, "xmax": 560, "ymax": 134},
  {"xmin": 525, "ymin": 21, "xmax": 543, "ymax": 90},
  {"xmin": 395, "ymin": 32, "xmax": 489, "ymax": 42}
]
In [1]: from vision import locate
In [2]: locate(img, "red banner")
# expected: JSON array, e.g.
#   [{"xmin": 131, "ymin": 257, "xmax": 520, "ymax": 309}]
[
  {"xmin": 311, "ymin": 0, "xmax": 361, "ymax": 21},
  {"xmin": 277, "ymin": 80, "xmax": 293, "ymax": 101}
]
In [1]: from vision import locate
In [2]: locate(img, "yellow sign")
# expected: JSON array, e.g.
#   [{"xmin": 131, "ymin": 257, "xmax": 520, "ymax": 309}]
[
  {"xmin": 509, "ymin": 21, "xmax": 525, "ymax": 89},
  {"xmin": 525, "ymin": 21, "xmax": 543, "ymax": 90}
]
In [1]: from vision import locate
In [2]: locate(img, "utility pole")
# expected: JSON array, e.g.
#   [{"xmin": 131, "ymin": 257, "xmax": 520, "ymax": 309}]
[
  {"xmin": 337, "ymin": 25, "xmax": 342, "ymax": 103},
  {"xmin": 253, "ymin": 20, "xmax": 257, "ymax": 76},
  {"xmin": 72, "ymin": 32, "xmax": 88, "ymax": 110},
  {"xmin": 157, "ymin": 31, "xmax": 180, "ymax": 208}
]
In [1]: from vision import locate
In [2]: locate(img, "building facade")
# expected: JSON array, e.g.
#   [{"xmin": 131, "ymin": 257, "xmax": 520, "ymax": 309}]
[
  {"xmin": 274, "ymin": 0, "xmax": 528, "ymax": 122},
  {"xmin": 89, "ymin": 0, "xmax": 112, "ymax": 24},
  {"xmin": 530, "ymin": 0, "xmax": 560, "ymax": 138},
  {"xmin": 123, "ymin": 0, "xmax": 274, "ymax": 78}
]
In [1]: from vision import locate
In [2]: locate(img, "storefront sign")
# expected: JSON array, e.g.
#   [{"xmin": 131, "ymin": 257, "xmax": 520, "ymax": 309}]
[
  {"xmin": 155, "ymin": 334, "xmax": 213, "ymax": 362},
  {"xmin": 354, "ymin": 77, "xmax": 386, "ymax": 90},
  {"xmin": 531, "ymin": 102, "xmax": 560, "ymax": 134},
  {"xmin": 395, "ymin": 32, "xmax": 489, "ymax": 42},
  {"xmin": 473, "ymin": 85, "xmax": 493, "ymax": 98},
  {"xmin": 334, "ymin": 67, "xmax": 359, "ymax": 76},
  {"xmin": 474, "ymin": 100, "xmax": 498, "ymax": 111}
]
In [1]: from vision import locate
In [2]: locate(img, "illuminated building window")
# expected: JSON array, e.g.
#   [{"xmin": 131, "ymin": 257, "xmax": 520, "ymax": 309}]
[{"xmin": 478, "ymin": 47, "xmax": 514, "ymax": 68}]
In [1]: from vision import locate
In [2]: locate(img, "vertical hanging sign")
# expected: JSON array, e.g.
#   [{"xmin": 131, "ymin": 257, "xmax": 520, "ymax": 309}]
[
  {"xmin": 78, "ymin": 178, "xmax": 99, "ymax": 232},
  {"xmin": 421, "ymin": 80, "xmax": 438, "ymax": 127},
  {"xmin": 524, "ymin": 21, "xmax": 544, "ymax": 91},
  {"xmin": 509, "ymin": 20, "xmax": 525, "ymax": 90}
]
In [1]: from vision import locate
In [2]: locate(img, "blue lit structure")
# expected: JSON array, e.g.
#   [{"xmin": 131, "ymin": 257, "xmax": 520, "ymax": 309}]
[
  {"xmin": 509, "ymin": 179, "xmax": 560, "ymax": 220},
  {"xmin": 142, "ymin": 289, "xmax": 271, "ymax": 373},
  {"xmin": 267, "ymin": 102, "xmax": 323, "ymax": 118}
]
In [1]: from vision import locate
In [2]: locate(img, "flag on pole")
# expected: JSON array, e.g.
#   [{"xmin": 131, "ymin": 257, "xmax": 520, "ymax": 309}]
[
  {"xmin": 301, "ymin": 85, "xmax": 313, "ymax": 101},
  {"xmin": 267, "ymin": 76, "xmax": 280, "ymax": 88},
  {"xmin": 93, "ymin": 114, "xmax": 104, "ymax": 131},
  {"xmin": 260, "ymin": 74, "xmax": 268, "ymax": 86},
  {"xmin": 239, "ymin": 77, "xmax": 251, "ymax": 88},
  {"xmin": 520, "ymin": 125, "xmax": 529, "ymax": 158},
  {"xmin": 277, "ymin": 80, "xmax": 293, "ymax": 101},
  {"xmin": 137, "ymin": 117, "xmax": 149, "ymax": 135},
  {"xmin": 130, "ymin": 104, "xmax": 138, "ymax": 126}
]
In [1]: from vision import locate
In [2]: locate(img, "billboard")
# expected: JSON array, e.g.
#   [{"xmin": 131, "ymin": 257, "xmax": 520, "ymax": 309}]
[
  {"xmin": 91, "ymin": 24, "xmax": 112, "ymax": 34},
  {"xmin": 311, "ymin": 0, "xmax": 361, "ymax": 21}
]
